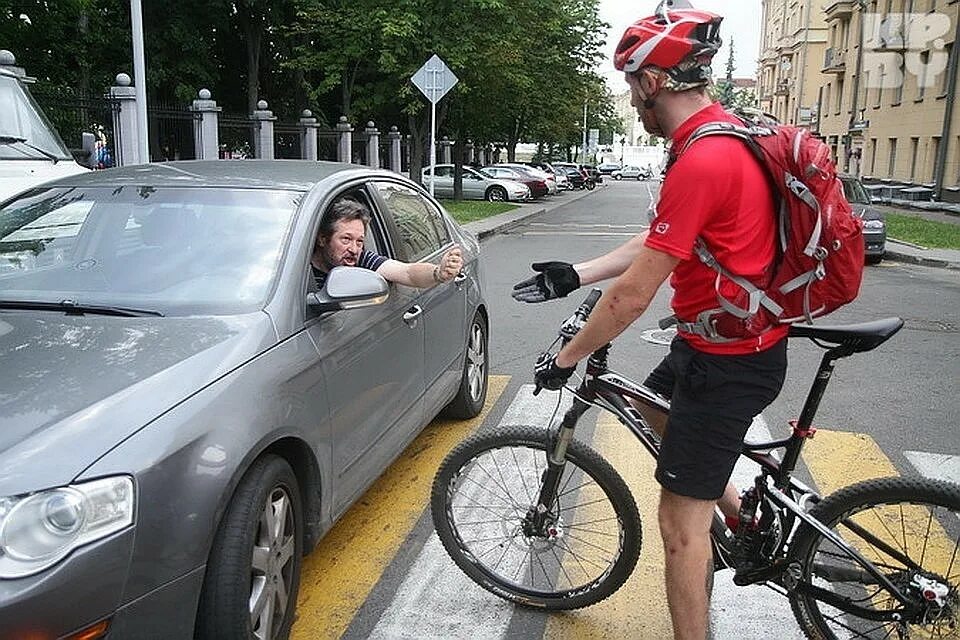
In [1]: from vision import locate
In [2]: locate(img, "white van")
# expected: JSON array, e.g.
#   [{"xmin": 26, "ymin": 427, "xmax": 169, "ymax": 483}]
[{"xmin": 0, "ymin": 62, "xmax": 92, "ymax": 202}]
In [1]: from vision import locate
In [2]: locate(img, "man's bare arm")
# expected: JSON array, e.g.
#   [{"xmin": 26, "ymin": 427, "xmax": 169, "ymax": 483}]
[
  {"xmin": 556, "ymin": 243, "xmax": 678, "ymax": 368},
  {"xmin": 574, "ymin": 231, "xmax": 650, "ymax": 285},
  {"xmin": 376, "ymin": 245, "xmax": 463, "ymax": 288}
]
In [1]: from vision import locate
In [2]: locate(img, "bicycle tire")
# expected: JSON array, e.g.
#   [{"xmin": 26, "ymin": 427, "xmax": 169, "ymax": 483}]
[
  {"xmin": 431, "ymin": 425, "xmax": 642, "ymax": 610},
  {"xmin": 789, "ymin": 476, "xmax": 960, "ymax": 639}
]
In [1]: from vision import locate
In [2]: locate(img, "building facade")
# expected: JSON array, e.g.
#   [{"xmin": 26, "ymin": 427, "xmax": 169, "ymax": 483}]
[{"xmin": 759, "ymin": 0, "xmax": 960, "ymax": 200}]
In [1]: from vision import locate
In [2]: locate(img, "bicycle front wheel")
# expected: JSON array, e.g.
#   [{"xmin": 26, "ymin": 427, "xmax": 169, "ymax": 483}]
[
  {"xmin": 789, "ymin": 476, "xmax": 960, "ymax": 639},
  {"xmin": 431, "ymin": 426, "xmax": 642, "ymax": 610}
]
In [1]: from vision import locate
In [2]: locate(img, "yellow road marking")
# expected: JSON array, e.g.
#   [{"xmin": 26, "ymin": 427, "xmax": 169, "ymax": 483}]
[
  {"xmin": 544, "ymin": 412, "xmax": 673, "ymax": 639},
  {"xmin": 291, "ymin": 375, "xmax": 509, "ymax": 640},
  {"xmin": 803, "ymin": 429, "xmax": 958, "ymax": 628}
]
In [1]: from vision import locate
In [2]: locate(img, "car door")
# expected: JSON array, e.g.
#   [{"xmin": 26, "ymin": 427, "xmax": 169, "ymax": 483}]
[
  {"xmin": 425, "ymin": 165, "xmax": 455, "ymax": 198},
  {"xmin": 461, "ymin": 167, "xmax": 485, "ymax": 199},
  {"xmin": 305, "ymin": 185, "xmax": 425, "ymax": 516},
  {"xmin": 371, "ymin": 180, "xmax": 467, "ymax": 418}
]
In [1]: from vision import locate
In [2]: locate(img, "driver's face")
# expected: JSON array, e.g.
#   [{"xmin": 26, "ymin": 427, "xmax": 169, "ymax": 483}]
[{"xmin": 318, "ymin": 218, "xmax": 366, "ymax": 267}]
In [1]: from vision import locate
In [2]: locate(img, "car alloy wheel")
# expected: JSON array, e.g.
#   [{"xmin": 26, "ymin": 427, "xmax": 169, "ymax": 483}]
[
  {"xmin": 443, "ymin": 312, "xmax": 488, "ymax": 419},
  {"xmin": 486, "ymin": 186, "xmax": 507, "ymax": 202},
  {"xmin": 196, "ymin": 456, "xmax": 303, "ymax": 640}
]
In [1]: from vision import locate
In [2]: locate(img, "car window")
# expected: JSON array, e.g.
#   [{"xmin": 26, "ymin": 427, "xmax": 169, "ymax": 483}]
[
  {"xmin": 373, "ymin": 182, "xmax": 450, "ymax": 261},
  {"xmin": 840, "ymin": 177, "xmax": 870, "ymax": 204},
  {"xmin": 434, "ymin": 166, "xmax": 454, "ymax": 178},
  {"xmin": 0, "ymin": 186, "xmax": 302, "ymax": 314}
]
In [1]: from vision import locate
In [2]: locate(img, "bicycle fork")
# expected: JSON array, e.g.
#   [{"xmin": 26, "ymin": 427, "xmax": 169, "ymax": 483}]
[{"xmin": 526, "ymin": 390, "xmax": 594, "ymax": 536}]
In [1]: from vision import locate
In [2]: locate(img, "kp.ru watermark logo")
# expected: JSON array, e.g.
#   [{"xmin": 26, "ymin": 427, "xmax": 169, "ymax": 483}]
[{"xmin": 861, "ymin": 12, "xmax": 952, "ymax": 88}]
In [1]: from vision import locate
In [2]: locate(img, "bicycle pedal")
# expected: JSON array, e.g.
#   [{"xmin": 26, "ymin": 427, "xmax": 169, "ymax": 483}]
[{"xmin": 732, "ymin": 563, "xmax": 782, "ymax": 586}]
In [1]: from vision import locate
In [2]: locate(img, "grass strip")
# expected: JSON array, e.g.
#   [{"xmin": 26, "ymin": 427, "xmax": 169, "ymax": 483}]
[
  {"xmin": 440, "ymin": 200, "xmax": 518, "ymax": 224},
  {"xmin": 885, "ymin": 213, "xmax": 960, "ymax": 249}
]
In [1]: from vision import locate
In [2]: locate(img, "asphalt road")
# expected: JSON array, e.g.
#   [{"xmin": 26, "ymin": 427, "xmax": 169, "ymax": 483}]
[{"xmin": 289, "ymin": 181, "xmax": 960, "ymax": 639}]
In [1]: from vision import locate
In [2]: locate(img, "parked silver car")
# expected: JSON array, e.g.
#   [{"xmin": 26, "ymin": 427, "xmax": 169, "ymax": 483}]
[
  {"xmin": 421, "ymin": 164, "xmax": 530, "ymax": 201},
  {"xmin": 0, "ymin": 160, "xmax": 489, "ymax": 639},
  {"xmin": 839, "ymin": 174, "xmax": 887, "ymax": 264}
]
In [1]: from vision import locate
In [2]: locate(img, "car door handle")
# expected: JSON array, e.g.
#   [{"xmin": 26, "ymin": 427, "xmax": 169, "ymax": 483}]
[{"xmin": 403, "ymin": 305, "xmax": 423, "ymax": 327}]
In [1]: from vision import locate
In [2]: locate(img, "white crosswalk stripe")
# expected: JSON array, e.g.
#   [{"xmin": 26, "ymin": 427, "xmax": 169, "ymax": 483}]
[{"xmin": 904, "ymin": 451, "xmax": 960, "ymax": 484}]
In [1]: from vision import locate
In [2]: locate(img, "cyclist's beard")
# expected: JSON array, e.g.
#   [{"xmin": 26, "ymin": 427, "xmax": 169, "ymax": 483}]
[{"xmin": 639, "ymin": 99, "xmax": 664, "ymax": 138}]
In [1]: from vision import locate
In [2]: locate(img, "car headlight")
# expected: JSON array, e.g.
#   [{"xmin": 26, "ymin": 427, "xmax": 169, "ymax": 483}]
[
  {"xmin": 863, "ymin": 219, "xmax": 885, "ymax": 230},
  {"xmin": 0, "ymin": 476, "xmax": 135, "ymax": 578}
]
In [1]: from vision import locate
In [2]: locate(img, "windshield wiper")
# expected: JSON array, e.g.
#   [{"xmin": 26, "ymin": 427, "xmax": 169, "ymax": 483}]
[
  {"xmin": 0, "ymin": 135, "xmax": 61, "ymax": 163},
  {"xmin": 0, "ymin": 299, "xmax": 164, "ymax": 317}
]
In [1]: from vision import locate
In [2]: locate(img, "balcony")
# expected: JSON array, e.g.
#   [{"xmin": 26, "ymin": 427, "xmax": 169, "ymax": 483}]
[
  {"xmin": 824, "ymin": 0, "xmax": 853, "ymax": 21},
  {"xmin": 774, "ymin": 80, "xmax": 791, "ymax": 96},
  {"xmin": 822, "ymin": 47, "xmax": 846, "ymax": 74}
]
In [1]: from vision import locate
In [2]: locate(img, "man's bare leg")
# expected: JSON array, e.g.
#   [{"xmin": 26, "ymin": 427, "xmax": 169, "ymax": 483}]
[
  {"xmin": 631, "ymin": 400, "xmax": 742, "ymax": 517},
  {"xmin": 659, "ymin": 488, "xmax": 717, "ymax": 640}
]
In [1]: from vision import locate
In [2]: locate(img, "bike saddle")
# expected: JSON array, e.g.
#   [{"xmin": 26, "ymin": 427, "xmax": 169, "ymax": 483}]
[{"xmin": 788, "ymin": 317, "xmax": 904, "ymax": 353}]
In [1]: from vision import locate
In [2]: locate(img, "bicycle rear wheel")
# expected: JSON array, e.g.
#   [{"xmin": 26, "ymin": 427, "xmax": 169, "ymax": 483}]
[
  {"xmin": 789, "ymin": 477, "xmax": 960, "ymax": 639},
  {"xmin": 431, "ymin": 426, "xmax": 642, "ymax": 610}
]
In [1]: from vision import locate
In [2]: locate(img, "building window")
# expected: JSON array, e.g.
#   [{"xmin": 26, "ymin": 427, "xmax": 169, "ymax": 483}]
[
  {"xmin": 931, "ymin": 137, "xmax": 941, "ymax": 182},
  {"xmin": 893, "ymin": 58, "xmax": 904, "ymax": 104},
  {"xmin": 836, "ymin": 78, "xmax": 845, "ymax": 114},
  {"xmin": 910, "ymin": 137, "xmax": 920, "ymax": 180},
  {"xmin": 917, "ymin": 51, "xmax": 929, "ymax": 99},
  {"xmin": 942, "ymin": 44, "xmax": 953, "ymax": 95},
  {"xmin": 870, "ymin": 138, "xmax": 878, "ymax": 176},
  {"xmin": 888, "ymin": 138, "xmax": 898, "ymax": 177},
  {"xmin": 824, "ymin": 84, "xmax": 832, "ymax": 118}
]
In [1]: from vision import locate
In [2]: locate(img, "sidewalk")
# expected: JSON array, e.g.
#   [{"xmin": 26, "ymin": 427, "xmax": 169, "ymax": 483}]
[{"xmin": 462, "ymin": 186, "xmax": 960, "ymax": 271}]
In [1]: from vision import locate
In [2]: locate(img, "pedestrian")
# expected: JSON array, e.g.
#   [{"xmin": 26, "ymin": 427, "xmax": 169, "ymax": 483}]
[{"xmin": 511, "ymin": 3, "xmax": 788, "ymax": 638}]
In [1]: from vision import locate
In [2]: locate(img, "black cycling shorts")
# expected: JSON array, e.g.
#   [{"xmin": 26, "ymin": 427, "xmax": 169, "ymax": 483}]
[{"xmin": 643, "ymin": 336, "xmax": 788, "ymax": 501}]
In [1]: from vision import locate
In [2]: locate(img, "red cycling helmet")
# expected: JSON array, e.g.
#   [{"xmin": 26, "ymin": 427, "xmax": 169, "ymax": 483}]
[{"xmin": 614, "ymin": 1, "xmax": 722, "ymax": 83}]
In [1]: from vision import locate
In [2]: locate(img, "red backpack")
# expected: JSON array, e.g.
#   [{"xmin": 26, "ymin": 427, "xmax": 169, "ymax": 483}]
[{"xmin": 669, "ymin": 111, "xmax": 865, "ymax": 342}]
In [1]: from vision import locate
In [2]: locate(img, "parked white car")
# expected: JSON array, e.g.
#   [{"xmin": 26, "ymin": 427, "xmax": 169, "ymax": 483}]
[
  {"xmin": 611, "ymin": 165, "xmax": 650, "ymax": 180},
  {"xmin": 422, "ymin": 164, "xmax": 530, "ymax": 202},
  {"xmin": 0, "ymin": 62, "xmax": 92, "ymax": 202}
]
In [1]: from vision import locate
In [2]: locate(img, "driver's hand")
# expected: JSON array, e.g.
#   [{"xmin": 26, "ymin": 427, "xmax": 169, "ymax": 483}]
[
  {"xmin": 512, "ymin": 261, "xmax": 580, "ymax": 303},
  {"xmin": 534, "ymin": 352, "xmax": 577, "ymax": 391}
]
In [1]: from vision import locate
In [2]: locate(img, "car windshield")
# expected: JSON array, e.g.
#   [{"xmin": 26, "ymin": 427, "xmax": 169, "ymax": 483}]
[
  {"xmin": 0, "ymin": 74, "xmax": 72, "ymax": 160},
  {"xmin": 841, "ymin": 177, "xmax": 871, "ymax": 204},
  {"xmin": 0, "ymin": 185, "xmax": 302, "ymax": 315}
]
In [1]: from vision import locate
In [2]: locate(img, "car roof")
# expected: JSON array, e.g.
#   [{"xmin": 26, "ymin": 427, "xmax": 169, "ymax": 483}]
[{"xmin": 39, "ymin": 160, "xmax": 385, "ymax": 191}]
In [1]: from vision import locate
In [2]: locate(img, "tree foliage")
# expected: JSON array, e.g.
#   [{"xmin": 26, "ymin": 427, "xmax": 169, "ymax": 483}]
[{"xmin": 0, "ymin": 0, "xmax": 613, "ymax": 166}]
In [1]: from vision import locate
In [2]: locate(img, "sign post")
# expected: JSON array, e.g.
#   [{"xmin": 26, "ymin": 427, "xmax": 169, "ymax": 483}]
[{"xmin": 411, "ymin": 55, "xmax": 458, "ymax": 196}]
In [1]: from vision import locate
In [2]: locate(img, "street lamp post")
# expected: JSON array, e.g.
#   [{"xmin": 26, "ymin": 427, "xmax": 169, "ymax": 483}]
[{"xmin": 620, "ymin": 137, "xmax": 626, "ymax": 165}]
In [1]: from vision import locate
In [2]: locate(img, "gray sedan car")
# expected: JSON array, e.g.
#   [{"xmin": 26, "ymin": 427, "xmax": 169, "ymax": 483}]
[
  {"xmin": 0, "ymin": 160, "xmax": 488, "ymax": 639},
  {"xmin": 421, "ymin": 164, "xmax": 530, "ymax": 201}
]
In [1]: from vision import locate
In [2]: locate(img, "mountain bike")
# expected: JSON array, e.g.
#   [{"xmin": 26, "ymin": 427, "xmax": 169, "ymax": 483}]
[{"xmin": 431, "ymin": 289, "xmax": 960, "ymax": 639}]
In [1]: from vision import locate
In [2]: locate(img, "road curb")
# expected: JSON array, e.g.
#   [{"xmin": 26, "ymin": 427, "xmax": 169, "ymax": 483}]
[{"xmin": 883, "ymin": 248, "xmax": 960, "ymax": 271}]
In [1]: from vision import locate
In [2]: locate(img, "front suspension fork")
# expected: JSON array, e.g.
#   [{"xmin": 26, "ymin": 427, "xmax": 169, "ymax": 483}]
[{"xmin": 528, "ymin": 385, "xmax": 594, "ymax": 532}]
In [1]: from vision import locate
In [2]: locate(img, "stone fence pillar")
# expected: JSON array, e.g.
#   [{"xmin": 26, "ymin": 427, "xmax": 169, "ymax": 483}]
[
  {"xmin": 388, "ymin": 126, "xmax": 402, "ymax": 174},
  {"xmin": 190, "ymin": 89, "xmax": 220, "ymax": 160},
  {"xmin": 251, "ymin": 100, "xmax": 276, "ymax": 160},
  {"xmin": 439, "ymin": 136, "xmax": 453, "ymax": 165},
  {"xmin": 300, "ymin": 110, "xmax": 319, "ymax": 161},
  {"xmin": 365, "ymin": 121, "xmax": 380, "ymax": 169},
  {"xmin": 336, "ymin": 116, "xmax": 353, "ymax": 163},
  {"xmin": 110, "ymin": 73, "xmax": 144, "ymax": 166}
]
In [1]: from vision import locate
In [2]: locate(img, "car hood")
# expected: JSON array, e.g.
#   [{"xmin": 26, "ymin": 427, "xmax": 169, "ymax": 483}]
[
  {"xmin": 0, "ymin": 312, "xmax": 274, "ymax": 495},
  {"xmin": 0, "ymin": 159, "xmax": 90, "ymax": 203},
  {"xmin": 851, "ymin": 203, "xmax": 884, "ymax": 221}
]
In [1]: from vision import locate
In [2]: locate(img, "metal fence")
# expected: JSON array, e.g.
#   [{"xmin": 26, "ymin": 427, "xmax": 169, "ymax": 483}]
[
  {"xmin": 274, "ymin": 122, "xmax": 302, "ymax": 160},
  {"xmin": 219, "ymin": 114, "xmax": 258, "ymax": 159},
  {"xmin": 32, "ymin": 86, "xmax": 118, "ymax": 166},
  {"xmin": 147, "ymin": 102, "xmax": 197, "ymax": 162}
]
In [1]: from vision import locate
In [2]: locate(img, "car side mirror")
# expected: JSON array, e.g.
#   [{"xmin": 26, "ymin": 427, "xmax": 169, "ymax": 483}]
[{"xmin": 307, "ymin": 266, "xmax": 389, "ymax": 312}]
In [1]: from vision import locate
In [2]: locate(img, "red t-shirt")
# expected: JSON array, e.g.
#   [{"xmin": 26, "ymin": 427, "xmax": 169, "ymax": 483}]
[{"xmin": 644, "ymin": 102, "xmax": 789, "ymax": 355}]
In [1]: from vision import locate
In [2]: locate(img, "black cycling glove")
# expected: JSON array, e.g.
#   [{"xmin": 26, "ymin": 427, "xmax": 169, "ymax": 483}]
[
  {"xmin": 534, "ymin": 352, "xmax": 577, "ymax": 391},
  {"xmin": 511, "ymin": 261, "xmax": 581, "ymax": 303}
]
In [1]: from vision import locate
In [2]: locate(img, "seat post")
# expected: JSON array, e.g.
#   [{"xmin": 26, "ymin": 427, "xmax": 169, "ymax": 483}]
[{"xmin": 777, "ymin": 349, "xmax": 841, "ymax": 486}]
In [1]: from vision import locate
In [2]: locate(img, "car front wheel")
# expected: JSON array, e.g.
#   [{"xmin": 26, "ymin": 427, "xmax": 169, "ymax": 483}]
[
  {"xmin": 443, "ymin": 311, "xmax": 488, "ymax": 419},
  {"xmin": 196, "ymin": 455, "xmax": 303, "ymax": 640},
  {"xmin": 614, "ymin": 174, "xmax": 622, "ymax": 180}
]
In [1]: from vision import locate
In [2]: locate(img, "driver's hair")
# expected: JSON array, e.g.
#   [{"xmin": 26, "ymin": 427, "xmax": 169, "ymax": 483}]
[{"xmin": 319, "ymin": 197, "xmax": 371, "ymax": 240}]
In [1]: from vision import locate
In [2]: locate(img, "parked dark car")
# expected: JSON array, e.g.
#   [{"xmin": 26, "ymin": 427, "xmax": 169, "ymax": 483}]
[
  {"xmin": 0, "ymin": 160, "xmax": 489, "ymax": 639},
  {"xmin": 596, "ymin": 162, "xmax": 621, "ymax": 175},
  {"xmin": 481, "ymin": 166, "xmax": 549, "ymax": 198},
  {"xmin": 839, "ymin": 174, "xmax": 887, "ymax": 264}
]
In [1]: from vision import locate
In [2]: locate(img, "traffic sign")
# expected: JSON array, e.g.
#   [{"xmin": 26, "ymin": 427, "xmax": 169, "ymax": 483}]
[{"xmin": 411, "ymin": 55, "xmax": 458, "ymax": 104}]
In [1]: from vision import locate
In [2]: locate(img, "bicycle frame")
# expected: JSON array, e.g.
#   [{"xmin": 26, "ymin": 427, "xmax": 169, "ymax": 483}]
[{"xmin": 533, "ymin": 337, "xmax": 921, "ymax": 617}]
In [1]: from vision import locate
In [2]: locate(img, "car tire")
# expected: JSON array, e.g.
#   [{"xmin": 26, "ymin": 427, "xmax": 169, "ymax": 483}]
[
  {"xmin": 614, "ymin": 174, "xmax": 622, "ymax": 180},
  {"xmin": 196, "ymin": 455, "xmax": 303, "ymax": 640},
  {"xmin": 866, "ymin": 254, "xmax": 883, "ymax": 265},
  {"xmin": 636, "ymin": 175, "xmax": 643, "ymax": 181},
  {"xmin": 485, "ymin": 186, "xmax": 507, "ymax": 202},
  {"xmin": 442, "ymin": 311, "xmax": 489, "ymax": 419}
]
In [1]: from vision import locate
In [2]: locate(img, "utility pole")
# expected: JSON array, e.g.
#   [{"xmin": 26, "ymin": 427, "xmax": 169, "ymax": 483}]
[
  {"xmin": 934, "ymin": 8, "xmax": 960, "ymax": 201},
  {"xmin": 581, "ymin": 100, "xmax": 588, "ymax": 165},
  {"xmin": 846, "ymin": 0, "xmax": 867, "ymax": 174},
  {"xmin": 130, "ymin": 0, "xmax": 149, "ymax": 163}
]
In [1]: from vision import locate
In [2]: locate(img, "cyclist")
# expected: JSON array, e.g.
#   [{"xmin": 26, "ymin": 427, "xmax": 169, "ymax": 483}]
[{"xmin": 512, "ymin": 4, "xmax": 787, "ymax": 638}]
